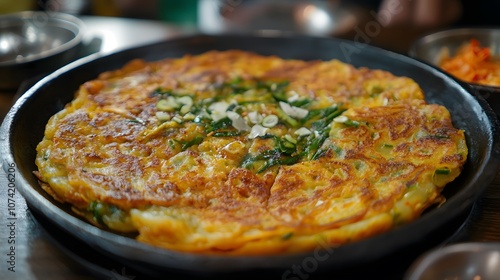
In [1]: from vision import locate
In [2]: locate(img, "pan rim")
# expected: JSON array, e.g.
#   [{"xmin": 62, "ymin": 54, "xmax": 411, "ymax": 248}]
[{"xmin": 1, "ymin": 33, "xmax": 499, "ymax": 274}]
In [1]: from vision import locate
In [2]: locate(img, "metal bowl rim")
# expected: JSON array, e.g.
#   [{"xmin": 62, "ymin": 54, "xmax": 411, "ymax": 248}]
[
  {"xmin": 0, "ymin": 11, "xmax": 85, "ymax": 66},
  {"xmin": 409, "ymin": 27, "xmax": 500, "ymax": 90},
  {"xmin": 405, "ymin": 242, "xmax": 500, "ymax": 280}
]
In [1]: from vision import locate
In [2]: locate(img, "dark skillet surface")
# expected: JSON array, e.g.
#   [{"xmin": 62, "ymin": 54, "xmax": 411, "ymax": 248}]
[{"xmin": 1, "ymin": 34, "xmax": 499, "ymax": 279}]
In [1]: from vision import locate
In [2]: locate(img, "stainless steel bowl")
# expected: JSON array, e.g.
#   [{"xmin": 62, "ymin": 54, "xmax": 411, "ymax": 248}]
[
  {"xmin": 0, "ymin": 11, "xmax": 84, "ymax": 90},
  {"xmin": 409, "ymin": 28, "xmax": 500, "ymax": 117},
  {"xmin": 409, "ymin": 28, "xmax": 500, "ymax": 66},
  {"xmin": 405, "ymin": 242, "xmax": 500, "ymax": 280}
]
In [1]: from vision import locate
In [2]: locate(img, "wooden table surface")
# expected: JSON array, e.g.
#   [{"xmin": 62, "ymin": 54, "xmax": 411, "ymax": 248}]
[{"xmin": 1, "ymin": 14, "xmax": 500, "ymax": 280}]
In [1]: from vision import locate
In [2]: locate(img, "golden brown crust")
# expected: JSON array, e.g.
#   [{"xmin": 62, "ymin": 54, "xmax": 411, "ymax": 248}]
[{"xmin": 35, "ymin": 50, "xmax": 467, "ymax": 254}]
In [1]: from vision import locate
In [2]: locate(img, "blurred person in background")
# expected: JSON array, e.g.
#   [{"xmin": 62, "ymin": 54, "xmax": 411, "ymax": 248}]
[
  {"xmin": 3, "ymin": 0, "xmax": 497, "ymax": 28},
  {"xmin": 355, "ymin": 0, "xmax": 500, "ymax": 28},
  {"xmin": 376, "ymin": 0, "xmax": 462, "ymax": 28},
  {"xmin": 348, "ymin": 0, "xmax": 500, "ymax": 51},
  {"xmin": 102, "ymin": 0, "xmax": 498, "ymax": 29},
  {"xmin": 2, "ymin": 0, "xmax": 499, "ymax": 28},
  {"xmin": 2, "ymin": 0, "xmax": 498, "ymax": 52}
]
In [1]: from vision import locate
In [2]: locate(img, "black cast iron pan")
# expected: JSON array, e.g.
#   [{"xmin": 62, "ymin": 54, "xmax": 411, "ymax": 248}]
[{"xmin": 1, "ymin": 34, "xmax": 499, "ymax": 279}]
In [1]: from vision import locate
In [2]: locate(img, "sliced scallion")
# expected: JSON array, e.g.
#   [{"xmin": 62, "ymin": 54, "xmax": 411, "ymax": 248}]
[
  {"xmin": 262, "ymin": 114, "xmax": 279, "ymax": 128},
  {"xmin": 156, "ymin": 98, "xmax": 178, "ymax": 112},
  {"xmin": 176, "ymin": 96, "xmax": 193, "ymax": 107},
  {"xmin": 333, "ymin": 115, "xmax": 348, "ymax": 123},
  {"xmin": 207, "ymin": 117, "xmax": 232, "ymax": 132},
  {"xmin": 180, "ymin": 105, "xmax": 191, "ymax": 115},
  {"xmin": 183, "ymin": 112, "xmax": 196, "ymax": 121},
  {"xmin": 155, "ymin": 111, "xmax": 171, "ymax": 121},
  {"xmin": 290, "ymin": 99, "xmax": 312, "ymax": 107},
  {"xmin": 172, "ymin": 116, "xmax": 183, "ymax": 123},
  {"xmin": 248, "ymin": 124, "xmax": 268, "ymax": 139},
  {"xmin": 294, "ymin": 127, "xmax": 312, "ymax": 136},
  {"xmin": 344, "ymin": 119, "xmax": 360, "ymax": 127},
  {"xmin": 281, "ymin": 232, "xmax": 294, "ymax": 240},
  {"xmin": 284, "ymin": 134, "xmax": 297, "ymax": 144},
  {"xmin": 277, "ymin": 108, "xmax": 299, "ymax": 127},
  {"xmin": 180, "ymin": 136, "xmax": 204, "ymax": 151},
  {"xmin": 435, "ymin": 168, "xmax": 451, "ymax": 175},
  {"xmin": 248, "ymin": 111, "xmax": 263, "ymax": 124},
  {"xmin": 212, "ymin": 131, "xmax": 242, "ymax": 137},
  {"xmin": 279, "ymin": 101, "xmax": 308, "ymax": 119}
]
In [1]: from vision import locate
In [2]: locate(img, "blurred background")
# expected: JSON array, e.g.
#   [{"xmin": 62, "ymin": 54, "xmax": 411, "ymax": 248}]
[
  {"xmin": 1, "ymin": 1, "xmax": 500, "ymax": 279},
  {"xmin": 1, "ymin": 0, "xmax": 498, "ymax": 54}
]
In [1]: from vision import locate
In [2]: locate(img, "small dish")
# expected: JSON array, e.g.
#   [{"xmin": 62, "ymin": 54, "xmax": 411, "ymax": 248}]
[
  {"xmin": 405, "ymin": 242, "xmax": 500, "ymax": 280},
  {"xmin": 0, "ymin": 11, "xmax": 84, "ymax": 90},
  {"xmin": 410, "ymin": 28, "xmax": 500, "ymax": 118}
]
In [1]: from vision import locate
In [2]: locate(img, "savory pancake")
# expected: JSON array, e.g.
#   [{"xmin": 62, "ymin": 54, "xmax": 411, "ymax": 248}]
[{"xmin": 34, "ymin": 50, "xmax": 467, "ymax": 254}]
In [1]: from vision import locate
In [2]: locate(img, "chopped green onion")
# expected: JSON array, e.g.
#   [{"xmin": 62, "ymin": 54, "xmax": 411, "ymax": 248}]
[
  {"xmin": 309, "ymin": 107, "xmax": 344, "ymax": 131},
  {"xmin": 277, "ymin": 108, "xmax": 299, "ymax": 127},
  {"xmin": 275, "ymin": 135, "xmax": 296, "ymax": 155},
  {"xmin": 155, "ymin": 111, "xmax": 171, "ymax": 121},
  {"xmin": 283, "ymin": 141, "xmax": 296, "ymax": 149},
  {"xmin": 256, "ymin": 80, "xmax": 289, "ymax": 101},
  {"xmin": 225, "ymin": 76, "xmax": 249, "ymax": 94},
  {"xmin": 312, "ymin": 148, "xmax": 328, "ymax": 160},
  {"xmin": 180, "ymin": 105, "xmax": 191, "ymax": 115},
  {"xmin": 306, "ymin": 134, "xmax": 328, "ymax": 160},
  {"xmin": 207, "ymin": 117, "xmax": 232, "ymax": 132},
  {"xmin": 183, "ymin": 112, "xmax": 196, "ymax": 121},
  {"xmin": 287, "ymin": 91, "xmax": 299, "ymax": 102},
  {"xmin": 230, "ymin": 76, "xmax": 243, "ymax": 84},
  {"xmin": 281, "ymin": 232, "xmax": 294, "ymax": 240},
  {"xmin": 157, "ymin": 97, "xmax": 179, "ymax": 112},
  {"xmin": 248, "ymin": 111, "xmax": 263, "ymax": 124},
  {"xmin": 88, "ymin": 201, "xmax": 120, "ymax": 225},
  {"xmin": 227, "ymin": 111, "xmax": 251, "ymax": 132},
  {"xmin": 272, "ymin": 91, "xmax": 288, "ymax": 102},
  {"xmin": 284, "ymin": 134, "xmax": 297, "ymax": 144},
  {"xmin": 432, "ymin": 134, "xmax": 450, "ymax": 140},
  {"xmin": 167, "ymin": 139, "xmax": 177, "ymax": 149},
  {"xmin": 226, "ymin": 111, "xmax": 240, "ymax": 120},
  {"xmin": 176, "ymin": 96, "xmax": 193, "ymax": 107},
  {"xmin": 290, "ymin": 99, "xmax": 312, "ymax": 107},
  {"xmin": 333, "ymin": 115, "xmax": 359, "ymax": 127},
  {"xmin": 278, "ymin": 155, "xmax": 301, "ymax": 166},
  {"xmin": 256, "ymin": 156, "xmax": 300, "ymax": 173},
  {"xmin": 89, "ymin": 201, "xmax": 105, "ymax": 224},
  {"xmin": 172, "ymin": 116, "xmax": 183, "ymax": 123},
  {"xmin": 279, "ymin": 101, "xmax": 308, "ymax": 119},
  {"xmin": 180, "ymin": 136, "xmax": 204, "ymax": 151},
  {"xmin": 256, "ymin": 159, "xmax": 279, "ymax": 173},
  {"xmin": 435, "ymin": 168, "xmax": 451, "ymax": 175},
  {"xmin": 151, "ymin": 87, "xmax": 173, "ymax": 96},
  {"xmin": 210, "ymin": 111, "xmax": 227, "ymax": 122},
  {"xmin": 212, "ymin": 131, "xmax": 242, "ymax": 137},
  {"xmin": 370, "ymin": 85, "xmax": 384, "ymax": 95},
  {"xmin": 262, "ymin": 114, "xmax": 279, "ymax": 128},
  {"xmin": 344, "ymin": 119, "xmax": 360, "ymax": 127},
  {"xmin": 333, "ymin": 115, "xmax": 348, "ymax": 123},
  {"xmin": 248, "ymin": 124, "xmax": 268, "ymax": 139},
  {"xmin": 226, "ymin": 103, "xmax": 238, "ymax": 112},
  {"xmin": 294, "ymin": 127, "xmax": 312, "ymax": 136},
  {"xmin": 209, "ymin": 101, "xmax": 230, "ymax": 114}
]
